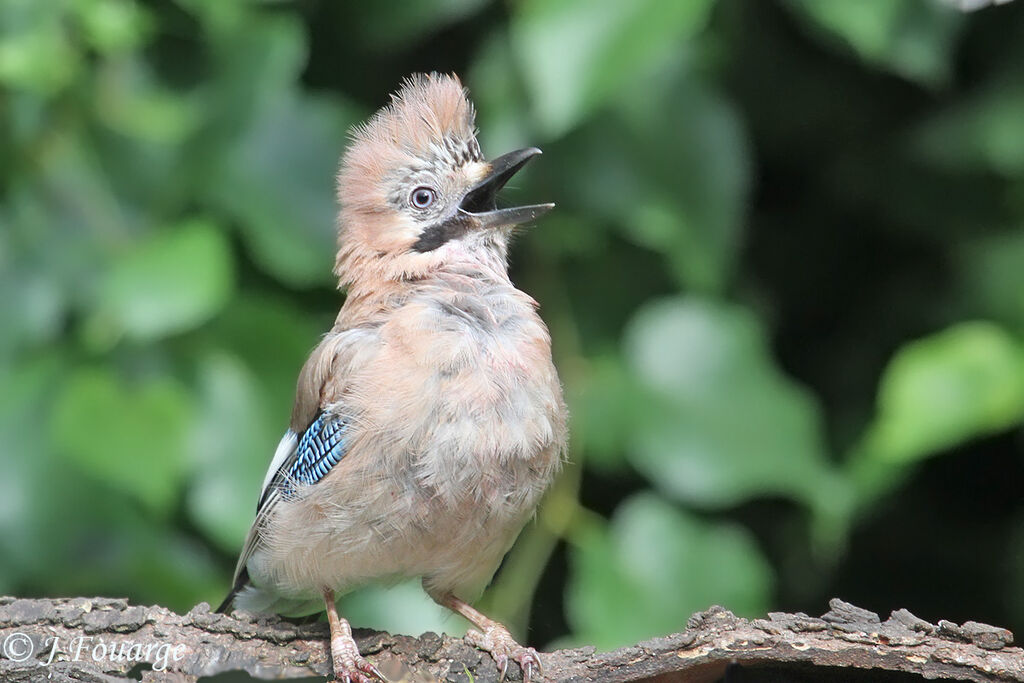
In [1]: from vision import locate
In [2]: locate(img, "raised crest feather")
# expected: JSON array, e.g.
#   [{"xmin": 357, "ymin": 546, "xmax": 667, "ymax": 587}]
[
  {"xmin": 334, "ymin": 73, "xmax": 486, "ymax": 287},
  {"xmin": 339, "ymin": 73, "xmax": 479, "ymax": 202}
]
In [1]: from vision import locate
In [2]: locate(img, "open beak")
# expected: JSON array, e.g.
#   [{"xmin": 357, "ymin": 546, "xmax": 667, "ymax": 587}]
[
  {"xmin": 457, "ymin": 147, "xmax": 554, "ymax": 229},
  {"xmin": 412, "ymin": 147, "xmax": 553, "ymax": 252}
]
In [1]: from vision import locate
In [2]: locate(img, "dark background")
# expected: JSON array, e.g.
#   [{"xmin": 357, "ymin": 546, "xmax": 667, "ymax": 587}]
[{"xmin": 1, "ymin": 0, "xmax": 1022, "ymax": 653}]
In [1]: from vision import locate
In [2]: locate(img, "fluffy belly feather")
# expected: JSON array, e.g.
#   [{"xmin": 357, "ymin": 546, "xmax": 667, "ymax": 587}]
[
  {"xmin": 250, "ymin": 440, "xmax": 556, "ymax": 604},
  {"xmin": 251, "ymin": 371, "xmax": 561, "ymax": 604},
  {"xmin": 243, "ymin": 285, "xmax": 566, "ymax": 612}
]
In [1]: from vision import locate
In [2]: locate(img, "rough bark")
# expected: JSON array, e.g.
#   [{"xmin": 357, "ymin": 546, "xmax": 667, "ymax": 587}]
[{"xmin": 0, "ymin": 596, "xmax": 1019, "ymax": 682}]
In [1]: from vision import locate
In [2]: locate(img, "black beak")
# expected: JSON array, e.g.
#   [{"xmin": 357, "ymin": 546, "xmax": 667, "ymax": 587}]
[
  {"xmin": 412, "ymin": 147, "xmax": 553, "ymax": 253},
  {"xmin": 457, "ymin": 147, "xmax": 554, "ymax": 229}
]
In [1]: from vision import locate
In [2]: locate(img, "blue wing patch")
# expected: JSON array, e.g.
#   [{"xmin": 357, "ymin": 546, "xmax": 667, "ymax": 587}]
[{"xmin": 285, "ymin": 413, "xmax": 348, "ymax": 491}]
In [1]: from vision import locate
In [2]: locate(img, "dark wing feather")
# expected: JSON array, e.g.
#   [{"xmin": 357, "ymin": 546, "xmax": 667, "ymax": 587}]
[{"xmin": 215, "ymin": 412, "xmax": 350, "ymax": 612}]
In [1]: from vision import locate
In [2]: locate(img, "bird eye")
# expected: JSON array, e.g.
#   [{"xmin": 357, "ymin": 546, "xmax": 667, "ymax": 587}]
[{"xmin": 410, "ymin": 186, "xmax": 437, "ymax": 210}]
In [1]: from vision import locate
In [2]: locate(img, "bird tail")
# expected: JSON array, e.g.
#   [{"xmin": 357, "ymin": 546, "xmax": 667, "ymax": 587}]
[
  {"xmin": 214, "ymin": 568, "xmax": 250, "ymax": 613},
  {"xmin": 214, "ymin": 566, "xmax": 323, "ymax": 616}
]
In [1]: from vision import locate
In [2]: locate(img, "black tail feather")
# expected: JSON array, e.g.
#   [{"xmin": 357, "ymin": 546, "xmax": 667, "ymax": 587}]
[{"xmin": 214, "ymin": 568, "xmax": 250, "ymax": 613}]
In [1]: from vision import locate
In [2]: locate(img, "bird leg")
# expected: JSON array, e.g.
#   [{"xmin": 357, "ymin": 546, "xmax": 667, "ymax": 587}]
[
  {"xmin": 323, "ymin": 588, "xmax": 384, "ymax": 683},
  {"xmin": 432, "ymin": 591, "xmax": 542, "ymax": 683}
]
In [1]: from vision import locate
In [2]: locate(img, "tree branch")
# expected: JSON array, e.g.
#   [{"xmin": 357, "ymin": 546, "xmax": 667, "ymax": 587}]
[{"xmin": 0, "ymin": 596, "xmax": 1019, "ymax": 682}]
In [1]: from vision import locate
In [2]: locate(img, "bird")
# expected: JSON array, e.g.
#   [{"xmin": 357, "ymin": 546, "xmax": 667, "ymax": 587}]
[{"xmin": 216, "ymin": 72, "xmax": 568, "ymax": 683}]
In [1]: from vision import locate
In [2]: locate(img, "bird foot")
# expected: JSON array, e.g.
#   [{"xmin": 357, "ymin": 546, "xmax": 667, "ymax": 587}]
[
  {"xmin": 329, "ymin": 632, "xmax": 385, "ymax": 683},
  {"xmin": 465, "ymin": 624, "xmax": 542, "ymax": 683}
]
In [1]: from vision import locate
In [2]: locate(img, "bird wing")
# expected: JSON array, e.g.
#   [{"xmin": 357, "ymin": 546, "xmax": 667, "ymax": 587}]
[
  {"xmin": 221, "ymin": 411, "xmax": 351, "ymax": 607},
  {"xmin": 258, "ymin": 411, "xmax": 351, "ymax": 509},
  {"xmin": 217, "ymin": 328, "xmax": 374, "ymax": 613}
]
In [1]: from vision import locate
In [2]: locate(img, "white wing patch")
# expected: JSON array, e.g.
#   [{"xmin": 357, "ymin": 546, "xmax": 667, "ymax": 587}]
[{"xmin": 260, "ymin": 430, "xmax": 298, "ymax": 503}]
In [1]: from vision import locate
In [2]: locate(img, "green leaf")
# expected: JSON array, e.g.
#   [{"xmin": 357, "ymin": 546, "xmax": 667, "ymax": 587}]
[
  {"xmin": 784, "ymin": 0, "xmax": 962, "ymax": 88},
  {"xmin": 468, "ymin": 31, "xmax": 533, "ymax": 155},
  {"xmin": 208, "ymin": 295, "xmax": 322, "ymax": 422},
  {"xmin": 340, "ymin": 581, "xmax": 460, "ymax": 637},
  {"xmin": 174, "ymin": 0, "xmax": 263, "ymax": 31},
  {"xmin": 23, "ymin": 480, "xmax": 224, "ymax": 612},
  {"xmin": 3, "ymin": 362, "xmax": 218, "ymax": 612},
  {"xmin": 860, "ymin": 322, "xmax": 1024, "ymax": 464},
  {"xmin": 955, "ymin": 231, "xmax": 1024, "ymax": 329},
  {"xmin": 93, "ymin": 58, "xmax": 201, "ymax": 144},
  {"xmin": 5, "ymin": 132, "xmax": 138, "ymax": 248},
  {"xmin": 187, "ymin": 353, "xmax": 280, "ymax": 551},
  {"xmin": 568, "ymin": 354, "xmax": 648, "ymax": 470},
  {"xmin": 0, "ymin": 259, "xmax": 63, "ymax": 356},
  {"xmin": 51, "ymin": 367, "xmax": 194, "ymax": 513},
  {"xmin": 617, "ymin": 80, "xmax": 750, "ymax": 292},
  {"xmin": 511, "ymin": 0, "xmax": 715, "ymax": 136},
  {"xmin": 190, "ymin": 300, "xmax": 323, "ymax": 549},
  {"xmin": 352, "ymin": 0, "xmax": 489, "ymax": 50},
  {"xmin": 0, "ymin": 3, "xmax": 79, "ymax": 95},
  {"xmin": 201, "ymin": 14, "xmax": 308, "ymax": 134},
  {"xmin": 205, "ymin": 91, "xmax": 355, "ymax": 287},
  {"xmin": 623, "ymin": 296, "xmax": 836, "ymax": 509},
  {"xmin": 72, "ymin": 0, "xmax": 153, "ymax": 55},
  {"xmin": 911, "ymin": 80, "xmax": 1024, "ymax": 175},
  {"xmin": 0, "ymin": 356, "xmax": 64, "ymax": 574},
  {"xmin": 91, "ymin": 219, "xmax": 234, "ymax": 343},
  {"xmin": 566, "ymin": 493, "xmax": 772, "ymax": 649},
  {"xmin": 547, "ymin": 75, "xmax": 750, "ymax": 292},
  {"xmin": 193, "ymin": 14, "xmax": 347, "ymax": 288}
]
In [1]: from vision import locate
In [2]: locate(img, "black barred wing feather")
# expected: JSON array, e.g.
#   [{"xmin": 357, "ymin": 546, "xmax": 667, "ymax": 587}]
[
  {"xmin": 259, "ymin": 412, "xmax": 350, "ymax": 509},
  {"xmin": 217, "ymin": 411, "xmax": 350, "ymax": 611}
]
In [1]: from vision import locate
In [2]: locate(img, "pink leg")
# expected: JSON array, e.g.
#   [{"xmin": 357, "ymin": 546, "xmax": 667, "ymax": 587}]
[
  {"xmin": 323, "ymin": 588, "xmax": 384, "ymax": 683},
  {"xmin": 431, "ymin": 591, "xmax": 542, "ymax": 683}
]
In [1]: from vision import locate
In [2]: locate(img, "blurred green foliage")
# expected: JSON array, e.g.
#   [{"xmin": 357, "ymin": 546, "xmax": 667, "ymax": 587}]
[{"xmin": 1, "ymin": 0, "xmax": 1022, "ymax": 654}]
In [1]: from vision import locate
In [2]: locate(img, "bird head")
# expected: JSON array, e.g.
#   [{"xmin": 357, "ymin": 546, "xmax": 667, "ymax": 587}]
[{"xmin": 335, "ymin": 73, "xmax": 552, "ymax": 288}]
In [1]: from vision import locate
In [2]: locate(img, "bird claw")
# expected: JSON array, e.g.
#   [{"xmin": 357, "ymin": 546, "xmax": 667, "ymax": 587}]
[
  {"xmin": 364, "ymin": 662, "xmax": 387, "ymax": 681},
  {"xmin": 465, "ymin": 625, "xmax": 542, "ymax": 682},
  {"xmin": 522, "ymin": 652, "xmax": 540, "ymax": 682},
  {"xmin": 329, "ymin": 633, "xmax": 386, "ymax": 683},
  {"xmin": 494, "ymin": 653, "xmax": 509, "ymax": 682},
  {"xmin": 330, "ymin": 655, "xmax": 386, "ymax": 683},
  {"xmin": 520, "ymin": 648, "xmax": 542, "ymax": 682}
]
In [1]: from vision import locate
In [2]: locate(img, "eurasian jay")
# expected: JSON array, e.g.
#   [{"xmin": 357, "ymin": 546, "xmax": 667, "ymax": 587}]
[{"xmin": 217, "ymin": 73, "xmax": 568, "ymax": 683}]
